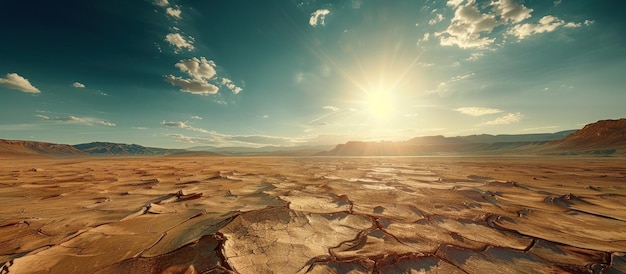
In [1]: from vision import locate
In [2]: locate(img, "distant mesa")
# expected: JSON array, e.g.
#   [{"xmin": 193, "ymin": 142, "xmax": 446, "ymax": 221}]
[
  {"xmin": 0, "ymin": 139, "xmax": 84, "ymax": 157},
  {"xmin": 318, "ymin": 119, "xmax": 626, "ymax": 156},
  {"xmin": 72, "ymin": 142, "xmax": 184, "ymax": 156},
  {"xmin": 547, "ymin": 119, "xmax": 626, "ymax": 152},
  {"xmin": 1, "ymin": 118, "xmax": 625, "ymax": 157}
]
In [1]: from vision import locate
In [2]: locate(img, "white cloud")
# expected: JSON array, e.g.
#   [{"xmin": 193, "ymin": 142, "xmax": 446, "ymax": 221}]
[
  {"xmin": 454, "ymin": 107, "xmax": 503, "ymax": 116},
  {"xmin": 584, "ymin": 20, "xmax": 594, "ymax": 26},
  {"xmin": 168, "ymin": 132, "xmax": 299, "ymax": 147},
  {"xmin": 165, "ymin": 33, "xmax": 194, "ymax": 52},
  {"xmin": 309, "ymin": 9, "xmax": 330, "ymax": 26},
  {"xmin": 436, "ymin": 1, "xmax": 499, "ymax": 49},
  {"xmin": 416, "ymin": 33, "xmax": 431, "ymax": 45},
  {"xmin": 161, "ymin": 121, "xmax": 208, "ymax": 133},
  {"xmin": 438, "ymin": 0, "xmax": 576, "ymax": 48},
  {"xmin": 191, "ymin": 115, "xmax": 202, "ymax": 120},
  {"xmin": 153, "ymin": 0, "xmax": 168, "ymax": 7},
  {"xmin": 175, "ymin": 57, "xmax": 216, "ymax": 80},
  {"xmin": 446, "ymin": 0, "xmax": 464, "ymax": 8},
  {"xmin": 39, "ymin": 115, "xmax": 116, "ymax": 126},
  {"xmin": 429, "ymin": 14, "xmax": 444, "ymax": 25},
  {"xmin": 166, "ymin": 7, "xmax": 181, "ymax": 19},
  {"xmin": 466, "ymin": 52, "xmax": 484, "ymax": 61},
  {"xmin": 0, "ymin": 73, "xmax": 40, "ymax": 93},
  {"xmin": 491, "ymin": 0, "xmax": 533, "ymax": 23},
  {"xmin": 520, "ymin": 125, "xmax": 559, "ymax": 132},
  {"xmin": 72, "ymin": 82, "xmax": 86, "ymax": 88},
  {"xmin": 507, "ymin": 15, "xmax": 578, "ymax": 40},
  {"xmin": 221, "ymin": 78, "xmax": 243, "ymax": 94},
  {"xmin": 323, "ymin": 105, "xmax": 339, "ymax": 111},
  {"xmin": 164, "ymin": 76, "xmax": 219, "ymax": 95},
  {"xmin": 450, "ymin": 72, "xmax": 475, "ymax": 82},
  {"xmin": 484, "ymin": 112, "xmax": 523, "ymax": 125},
  {"xmin": 165, "ymin": 57, "xmax": 225, "ymax": 95}
]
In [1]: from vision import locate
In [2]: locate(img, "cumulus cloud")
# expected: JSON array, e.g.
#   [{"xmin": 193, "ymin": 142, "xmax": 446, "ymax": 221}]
[
  {"xmin": 164, "ymin": 76, "xmax": 219, "ymax": 95},
  {"xmin": 446, "ymin": 0, "xmax": 464, "ymax": 8},
  {"xmin": 176, "ymin": 57, "xmax": 216, "ymax": 80},
  {"xmin": 454, "ymin": 107, "xmax": 503, "ymax": 116},
  {"xmin": 37, "ymin": 115, "xmax": 116, "ymax": 126},
  {"xmin": 491, "ymin": 0, "xmax": 533, "ymax": 23},
  {"xmin": 429, "ymin": 14, "xmax": 444, "ymax": 25},
  {"xmin": 166, "ymin": 7, "xmax": 181, "ymax": 19},
  {"xmin": 436, "ymin": 0, "xmax": 499, "ymax": 49},
  {"xmin": 0, "ymin": 73, "xmax": 40, "ymax": 93},
  {"xmin": 416, "ymin": 33, "xmax": 431, "ymax": 46},
  {"xmin": 507, "ymin": 15, "xmax": 577, "ymax": 40},
  {"xmin": 309, "ymin": 9, "xmax": 330, "ymax": 26},
  {"xmin": 165, "ymin": 57, "xmax": 223, "ymax": 95},
  {"xmin": 437, "ymin": 0, "xmax": 583, "ymax": 48},
  {"xmin": 161, "ymin": 121, "xmax": 208, "ymax": 133},
  {"xmin": 484, "ymin": 112, "xmax": 523, "ymax": 125},
  {"xmin": 72, "ymin": 82, "xmax": 85, "ymax": 88},
  {"xmin": 153, "ymin": 0, "xmax": 168, "ymax": 7},
  {"xmin": 165, "ymin": 33, "xmax": 194, "ymax": 52},
  {"xmin": 221, "ymin": 78, "xmax": 243, "ymax": 94}
]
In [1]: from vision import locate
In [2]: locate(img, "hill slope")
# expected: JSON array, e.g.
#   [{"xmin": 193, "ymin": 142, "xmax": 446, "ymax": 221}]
[
  {"xmin": 0, "ymin": 139, "xmax": 86, "ymax": 157},
  {"xmin": 544, "ymin": 119, "xmax": 626, "ymax": 155},
  {"xmin": 72, "ymin": 142, "xmax": 184, "ymax": 155}
]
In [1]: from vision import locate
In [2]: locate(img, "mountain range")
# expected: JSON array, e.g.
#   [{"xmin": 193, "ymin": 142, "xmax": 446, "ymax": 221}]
[{"xmin": 1, "ymin": 119, "xmax": 625, "ymax": 157}]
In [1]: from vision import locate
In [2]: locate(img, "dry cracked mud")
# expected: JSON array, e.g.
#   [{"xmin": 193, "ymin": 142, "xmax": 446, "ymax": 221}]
[{"xmin": 1, "ymin": 156, "xmax": 625, "ymax": 273}]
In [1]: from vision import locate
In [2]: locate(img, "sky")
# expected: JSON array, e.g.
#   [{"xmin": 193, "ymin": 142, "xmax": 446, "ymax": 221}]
[{"xmin": 1, "ymin": 0, "xmax": 625, "ymax": 148}]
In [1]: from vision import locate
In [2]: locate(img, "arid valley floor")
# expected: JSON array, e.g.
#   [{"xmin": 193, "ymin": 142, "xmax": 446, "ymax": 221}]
[{"xmin": 1, "ymin": 156, "xmax": 625, "ymax": 273}]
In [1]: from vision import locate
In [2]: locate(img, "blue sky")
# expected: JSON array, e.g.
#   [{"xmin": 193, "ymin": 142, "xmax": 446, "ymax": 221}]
[{"xmin": 1, "ymin": 0, "xmax": 624, "ymax": 148}]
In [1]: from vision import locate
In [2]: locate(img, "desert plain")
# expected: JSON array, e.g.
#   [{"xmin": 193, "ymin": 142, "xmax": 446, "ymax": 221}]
[{"xmin": 1, "ymin": 155, "xmax": 625, "ymax": 273}]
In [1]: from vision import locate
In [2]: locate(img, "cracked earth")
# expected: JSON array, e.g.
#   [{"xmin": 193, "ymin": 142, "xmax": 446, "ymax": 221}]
[{"xmin": 1, "ymin": 156, "xmax": 625, "ymax": 273}]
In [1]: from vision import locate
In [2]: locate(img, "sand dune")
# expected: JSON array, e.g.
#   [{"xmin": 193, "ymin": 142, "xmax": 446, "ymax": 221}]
[{"xmin": 1, "ymin": 156, "xmax": 625, "ymax": 273}]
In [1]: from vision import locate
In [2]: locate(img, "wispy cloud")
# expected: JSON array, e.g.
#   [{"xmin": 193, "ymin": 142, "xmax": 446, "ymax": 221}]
[
  {"xmin": 72, "ymin": 82, "xmax": 86, "ymax": 88},
  {"xmin": 168, "ymin": 132, "xmax": 300, "ymax": 147},
  {"xmin": 37, "ymin": 115, "xmax": 116, "ymax": 127},
  {"xmin": 221, "ymin": 78, "xmax": 243, "ymax": 94},
  {"xmin": 161, "ymin": 121, "xmax": 208, "ymax": 133},
  {"xmin": 0, "ymin": 73, "xmax": 40, "ymax": 93},
  {"xmin": 190, "ymin": 115, "xmax": 202, "ymax": 120},
  {"xmin": 429, "ymin": 14, "xmax": 444, "ymax": 25},
  {"xmin": 520, "ymin": 125, "xmax": 559, "ymax": 132},
  {"xmin": 153, "ymin": 0, "xmax": 168, "ymax": 7},
  {"xmin": 309, "ymin": 9, "xmax": 330, "ymax": 26},
  {"xmin": 165, "ymin": 33, "xmax": 194, "ymax": 52},
  {"xmin": 454, "ymin": 107, "xmax": 503, "ymax": 116},
  {"xmin": 483, "ymin": 112, "xmax": 523, "ymax": 125},
  {"xmin": 323, "ymin": 105, "xmax": 339, "ymax": 112}
]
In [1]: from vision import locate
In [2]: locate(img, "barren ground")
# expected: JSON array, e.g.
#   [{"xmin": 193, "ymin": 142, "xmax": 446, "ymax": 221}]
[{"xmin": 1, "ymin": 156, "xmax": 625, "ymax": 273}]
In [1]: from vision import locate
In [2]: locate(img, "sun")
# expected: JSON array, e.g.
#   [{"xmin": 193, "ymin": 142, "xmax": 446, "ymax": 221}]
[{"xmin": 365, "ymin": 89, "xmax": 394, "ymax": 119}]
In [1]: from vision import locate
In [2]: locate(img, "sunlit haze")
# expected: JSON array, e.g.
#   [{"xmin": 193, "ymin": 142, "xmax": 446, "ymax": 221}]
[{"xmin": 1, "ymin": 0, "xmax": 624, "ymax": 148}]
